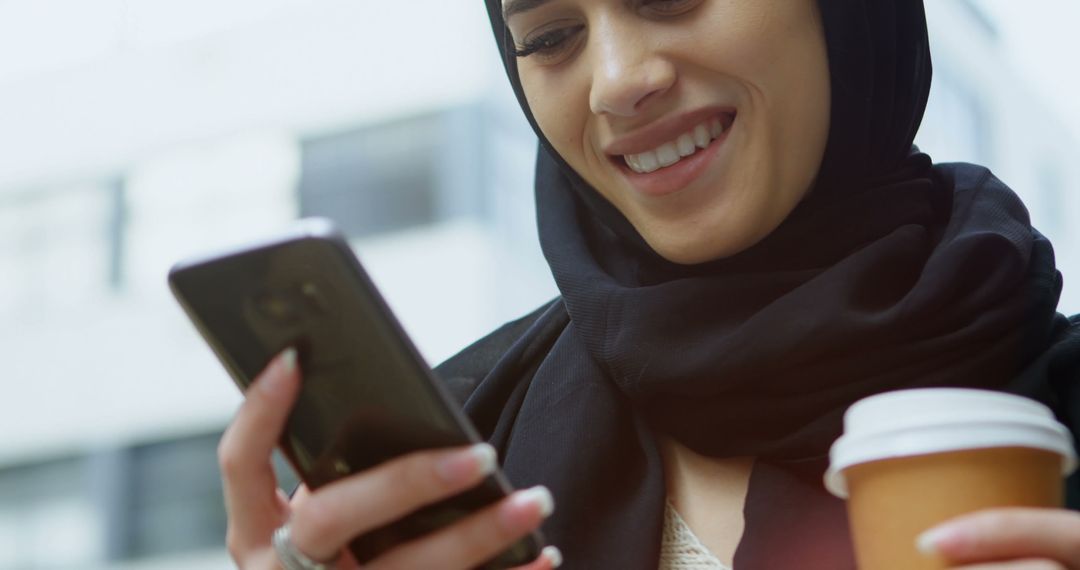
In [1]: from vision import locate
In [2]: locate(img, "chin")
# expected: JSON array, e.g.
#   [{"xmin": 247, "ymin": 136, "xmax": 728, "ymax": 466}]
[
  {"xmin": 644, "ymin": 232, "xmax": 750, "ymax": 266},
  {"xmin": 656, "ymin": 248, "xmax": 721, "ymax": 266},
  {"xmin": 640, "ymin": 212, "xmax": 781, "ymax": 266}
]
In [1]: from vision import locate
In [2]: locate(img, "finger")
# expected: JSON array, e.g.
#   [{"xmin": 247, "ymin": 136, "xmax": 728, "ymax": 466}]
[
  {"xmin": 290, "ymin": 443, "xmax": 500, "ymax": 561},
  {"xmin": 951, "ymin": 560, "xmax": 1066, "ymax": 570},
  {"xmin": 918, "ymin": 508, "xmax": 1080, "ymax": 565},
  {"xmin": 338, "ymin": 549, "xmax": 363, "ymax": 570},
  {"xmin": 289, "ymin": 484, "xmax": 311, "ymax": 509},
  {"xmin": 218, "ymin": 349, "xmax": 301, "ymax": 549},
  {"xmin": 367, "ymin": 486, "xmax": 554, "ymax": 570},
  {"xmin": 276, "ymin": 488, "xmax": 292, "ymax": 513}
]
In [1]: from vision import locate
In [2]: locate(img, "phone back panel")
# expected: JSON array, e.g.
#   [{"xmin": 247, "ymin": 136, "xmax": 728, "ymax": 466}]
[
  {"xmin": 170, "ymin": 226, "xmax": 469, "ymax": 483},
  {"xmin": 168, "ymin": 221, "xmax": 540, "ymax": 567}
]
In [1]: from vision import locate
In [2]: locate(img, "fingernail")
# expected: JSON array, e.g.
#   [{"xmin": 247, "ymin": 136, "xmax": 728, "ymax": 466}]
[
  {"xmin": 436, "ymin": 444, "xmax": 497, "ymax": 484},
  {"xmin": 542, "ymin": 545, "xmax": 563, "ymax": 568},
  {"xmin": 517, "ymin": 486, "xmax": 555, "ymax": 518},
  {"xmin": 916, "ymin": 524, "xmax": 957, "ymax": 556},
  {"xmin": 257, "ymin": 349, "xmax": 296, "ymax": 394},
  {"xmin": 280, "ymin": 348, "xmax": 298, "ymax": 372},
  {"xmin": 471, "ymin": 443, "xmax": 498, "ymax": 476},
  {"xmin": 500, "ymin": 486, "xmax": 555, "ymax": 532}
]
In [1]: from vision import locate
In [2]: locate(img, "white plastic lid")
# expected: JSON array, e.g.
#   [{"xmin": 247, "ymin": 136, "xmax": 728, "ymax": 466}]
[{"xmin": 825, "ymin": 388, "xmax": 1078, "ymax": 498}]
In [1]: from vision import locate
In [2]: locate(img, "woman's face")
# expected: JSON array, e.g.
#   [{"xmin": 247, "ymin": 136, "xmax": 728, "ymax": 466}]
[{"xmin": 505, "ymin": 0, "xmax": 831, "ymax": 264}]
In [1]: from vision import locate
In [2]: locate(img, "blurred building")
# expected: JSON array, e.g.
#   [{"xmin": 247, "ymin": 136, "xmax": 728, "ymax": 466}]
[
  {"xmin": 918, "ymin": 1, "xmax": 1080, "ymax": 307},
  {"xmin": 0, "ymin": 1, "xmax": 1076, "ymax": 568}
]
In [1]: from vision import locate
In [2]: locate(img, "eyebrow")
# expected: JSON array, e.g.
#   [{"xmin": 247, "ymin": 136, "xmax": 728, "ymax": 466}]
[{"xmin": 502, "ymin": 0, "xmax": 553, "ymax": 21}]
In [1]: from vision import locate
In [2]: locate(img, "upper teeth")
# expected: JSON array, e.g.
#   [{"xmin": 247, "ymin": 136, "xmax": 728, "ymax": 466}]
[{"xmin": 623, "ymin": 117, "xmax": 726, "ymax": 174}]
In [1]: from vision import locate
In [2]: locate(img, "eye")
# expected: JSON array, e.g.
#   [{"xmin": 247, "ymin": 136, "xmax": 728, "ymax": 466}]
[
  {"xmin": 639, "ymin": 0, "xmax": 701, "ymax": 17},
  {"xmin": 514, "ymin": 23, "xmax": 585, "ymax": 62}
]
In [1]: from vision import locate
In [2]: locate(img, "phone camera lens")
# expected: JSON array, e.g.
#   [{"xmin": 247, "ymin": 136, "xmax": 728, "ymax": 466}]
[{"xmin": 255, "ymin": 291, "xmax": 302, "ymax": 324}]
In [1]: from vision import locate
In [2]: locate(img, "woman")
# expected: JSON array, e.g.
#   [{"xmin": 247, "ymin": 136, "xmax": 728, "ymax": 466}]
[{"xmin": 219, "ymin": 0, "xmax": 1080, "ymax": 568}]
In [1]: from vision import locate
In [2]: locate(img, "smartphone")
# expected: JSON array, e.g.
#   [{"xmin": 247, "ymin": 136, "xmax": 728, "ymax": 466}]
[{"xmin": 168, "ymin": 218, "xmax": 543, "ymax": 568}]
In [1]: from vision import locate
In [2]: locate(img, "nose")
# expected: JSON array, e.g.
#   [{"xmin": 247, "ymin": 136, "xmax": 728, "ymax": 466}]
[{"xmin": 588, "ymin": 20, "xmax": 676, "ymax": 118}]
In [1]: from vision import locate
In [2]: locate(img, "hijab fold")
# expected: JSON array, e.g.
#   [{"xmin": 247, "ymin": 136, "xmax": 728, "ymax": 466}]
[{"xmin": 460, "ymin": 1, "xmax": 1077, "ymax": 567}]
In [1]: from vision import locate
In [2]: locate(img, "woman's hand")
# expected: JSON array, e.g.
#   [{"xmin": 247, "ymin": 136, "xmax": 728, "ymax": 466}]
[
  {"xmin": 917, "ymin": 508, "xmax": 1080, "ymax": 569},
  {"xmin": 218, "ymin": 348, "xmax": 562, "ymax": 569}
]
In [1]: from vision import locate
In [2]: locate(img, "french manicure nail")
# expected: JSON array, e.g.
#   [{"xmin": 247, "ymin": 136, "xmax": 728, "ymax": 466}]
[
  {"xmin": 542, "ymin": 545, "xmax": 563, "ymax": 568},
  {"xmin": 471, "ymin": 443, "xmax": 498, "ymax": 476},
  {"xmin": 437, "ymin": 444, "xmax": 497, "ymax": 484},
  {"xmin": 258, "ymin": 349, "xmax": 295, "ymax": 393},
  {"xmin": 280, "ymin": 348, "xmax": 298, "ymax": 372},
  {"xmin": 518, "ymin": 486, "xmax": 555, "ymax": 518},
  {"xmin": 915, "ymin": 525, "xmax": 953, "ymax": 556}
]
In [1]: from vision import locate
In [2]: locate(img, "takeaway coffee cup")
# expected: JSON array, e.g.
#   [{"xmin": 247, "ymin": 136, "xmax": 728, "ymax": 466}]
[{"xmin": 825, "ymin": 388, "xmax": 1077, "ymax": 570}]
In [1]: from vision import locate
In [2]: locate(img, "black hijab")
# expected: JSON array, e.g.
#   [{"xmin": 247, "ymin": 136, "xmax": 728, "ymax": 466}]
[{"xmin": 452, "ymin": 0, "xmax": 1080, "ymax": 567}]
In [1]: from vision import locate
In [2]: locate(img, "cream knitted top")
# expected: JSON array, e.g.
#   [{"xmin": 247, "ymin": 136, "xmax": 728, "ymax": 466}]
[{"xmin": 659, "ymin": 502, "xmax": 732, "ymax": 570}]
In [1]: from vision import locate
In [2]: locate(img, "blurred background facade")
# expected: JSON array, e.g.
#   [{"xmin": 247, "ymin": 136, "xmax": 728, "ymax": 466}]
[{"xmin": 0, "ymin": 1, "xmax": 1077, "ymax": 568}]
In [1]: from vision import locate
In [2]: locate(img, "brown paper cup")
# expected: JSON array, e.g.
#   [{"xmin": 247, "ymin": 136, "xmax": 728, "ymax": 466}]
[{"xmin": 826, "ymin": 389, "xmax": 1076, "ymax": 570}]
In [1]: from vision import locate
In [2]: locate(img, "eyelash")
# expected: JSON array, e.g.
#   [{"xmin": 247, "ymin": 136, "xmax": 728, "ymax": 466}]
[
  {"xmin": 512, "ymin": 0, "xmax": 698, "ymax": 61},
  {"xmin": 513, "ymin": 25, "xmax": 584, "ymax": 59}
]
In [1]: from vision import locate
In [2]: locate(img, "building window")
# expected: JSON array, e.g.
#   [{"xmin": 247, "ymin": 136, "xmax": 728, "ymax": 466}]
[
  {"xmin": 0, "ymin": 431, "xmax": 303, "ymax": 568},
  {"xmin": 0, "ymin": 457, "xmax": 103, "ymax": 569},
  {"xmin": 121, "ymin": 431, "xmax": 299, "ymax": 561},
  {"xmin": 298, "ymin": 106, "xmax": 485, "ymax": 238},
  {"xmin": 125, "ymin": 433, "xmax": 228, "ymax": 558},
  {"xmin": 0, "ymin": 181, "xmax": 115, "ymax": 321}
]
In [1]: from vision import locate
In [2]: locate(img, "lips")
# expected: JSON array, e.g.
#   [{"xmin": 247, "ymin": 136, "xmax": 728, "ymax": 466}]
[
  {"xmin": 623, "ymin": 117, "xmax": 726, "ymax": 174},
  {"xmin": 605, "ymin": 109, "xmax": 737, "ymax": 197}
]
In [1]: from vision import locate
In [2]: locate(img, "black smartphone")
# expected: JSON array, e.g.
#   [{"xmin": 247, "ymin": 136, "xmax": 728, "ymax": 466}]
[{"xmin": 168, "ymin": 218, "xmax": 543, "ymax": 568}]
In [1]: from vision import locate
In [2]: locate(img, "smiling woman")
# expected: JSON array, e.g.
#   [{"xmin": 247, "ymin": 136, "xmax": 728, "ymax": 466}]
[
  {"xmin": 214, "ymin": 1, "xmax": 1080, "ymax": 569},
  {"xmin": 455, "ymin": 0, "xmax": 1079, "ymax": 567},
  {"xmin": 507, "ymin": 0, "xmax": 831, "ymax": 264}
]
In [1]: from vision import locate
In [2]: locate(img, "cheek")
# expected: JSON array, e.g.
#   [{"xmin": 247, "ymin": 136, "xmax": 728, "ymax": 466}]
[
  {"xmin": 768, "ymin": 28, "xmax": 830, "ymax": 193},
  {"xmin": 691, "ymin": 4, "xmax": 776, "ymax": 70},
  {"xmin": 520, "ymin": 69, "xmax": 591, "ymax": 163},
  {"xmin": 705, "ymin": 5, "xmax": 830, "ymax": 194}
]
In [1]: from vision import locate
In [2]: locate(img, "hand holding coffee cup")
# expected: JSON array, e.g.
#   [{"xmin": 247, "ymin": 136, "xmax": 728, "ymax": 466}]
[{"xmin": 825, "ymin": 389, "xmax": 1077, "ymax": 570}]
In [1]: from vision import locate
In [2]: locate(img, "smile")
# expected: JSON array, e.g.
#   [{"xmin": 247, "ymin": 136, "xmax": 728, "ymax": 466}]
[
  {"xmin": 623, "ymin": 117, "xmax": 726, "ymax": 174},
  {"xmin": 606, "ymin": 110, "xmax": 736, "ymax": 198}
]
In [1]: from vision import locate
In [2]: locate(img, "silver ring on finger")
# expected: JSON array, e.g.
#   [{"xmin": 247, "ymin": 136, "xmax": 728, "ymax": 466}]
[{"xmin": 272, "ymin": 522, "xmax": 339, "ymax": 570}]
